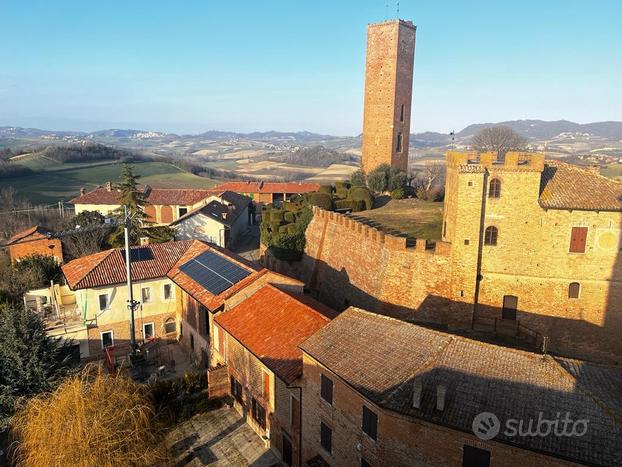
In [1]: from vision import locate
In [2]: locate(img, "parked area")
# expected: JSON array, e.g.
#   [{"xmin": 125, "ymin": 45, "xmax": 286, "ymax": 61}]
[{"xmin": 166, "ymin": 406, "xmax": 282, "ymax": 466}]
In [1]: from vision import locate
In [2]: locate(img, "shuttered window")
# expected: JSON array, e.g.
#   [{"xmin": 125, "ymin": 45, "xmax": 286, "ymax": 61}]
[
  {"xmin": 252, "ymin": 398, "xmax": 266, "ymax": 429},
  {"xmin": 263, "ymin": 370, "xmax": 271, "ymax": 401},
  {"xmin": 320, "ymin": 421, "xmax": 332, "ymax": 453},
  {"xmin": 320, "ymin": 374, "xmax": 333, "ymax": 405},
  {"xmin": 489, "ymin": 179, "xmax": 501, "ymax": 198},
  {"xmin": 362, "ymin": 406, "xmax": 378, "ymax": 440},
  {"xmin": 569, "ymin": 227, "xmax": 588, "ymax": 253}
]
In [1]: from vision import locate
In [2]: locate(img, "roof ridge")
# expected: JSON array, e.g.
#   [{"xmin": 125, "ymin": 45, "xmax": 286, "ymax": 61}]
[{"xmin": 73, "ymin": 249, "xmax": 116, "ymax": 289}]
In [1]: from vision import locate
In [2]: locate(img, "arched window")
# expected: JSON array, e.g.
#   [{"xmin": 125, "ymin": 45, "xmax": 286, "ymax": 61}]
[
  {"xmin": 568, "ymin": 282, "xmax": 581, "ymax": 299},
  {"xmin": 484, "ymin": 226, "xmax": 498, "ymax": 246},
  {"xmin": 489, "ymin": 178, "xmax": 501, "ymax": 198},
  {"xmin": 164, "ymin": 317, "xmax": 176, "ymax": 334}
]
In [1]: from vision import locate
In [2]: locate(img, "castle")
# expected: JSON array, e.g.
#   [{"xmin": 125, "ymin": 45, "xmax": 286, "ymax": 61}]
[
  {"xmin": 361, "ymin": 20, "xmax": 416, "ymax": 174},
  {"xmin": 298, "ymin": 151, "xmax": 622, "ymax": 363}
]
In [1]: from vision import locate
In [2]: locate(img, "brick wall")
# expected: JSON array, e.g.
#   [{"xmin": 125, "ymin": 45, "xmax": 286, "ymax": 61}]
[
  {"xmin": 300, "ymin": 353, "xmax": 575, "ymax": 467},
  {"xmin": 361, "ymin": 20, "xmax": 416, "ymax": 174},
  {"xmin": 9, "ymin": 234, "xmax": 63, "ymax": 263}
]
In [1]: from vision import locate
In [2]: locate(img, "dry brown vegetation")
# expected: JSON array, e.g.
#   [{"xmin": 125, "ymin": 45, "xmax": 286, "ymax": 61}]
[{"xmin": 10, "ymin": 365, "xmax": 168, "ymax": 467}]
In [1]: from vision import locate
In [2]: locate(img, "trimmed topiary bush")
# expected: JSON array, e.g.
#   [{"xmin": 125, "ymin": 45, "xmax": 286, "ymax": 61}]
[
  {"xmin": 270, "ymin": 210, "xmax": 284, "ymax": 222},
  {"xmin": 284, "ymin": 211, "xmax": 295, "ymax": 223},
  {"xmin": 349, "ymin": 187, "xmax": 373, "ymax": 210},
  {"xmin": 306, "ymin": 192, "xmax": 334, "ymax": 211},
  {"xmin": 319, "ymin": 185, "xmax": 333, "ymax": 195}
]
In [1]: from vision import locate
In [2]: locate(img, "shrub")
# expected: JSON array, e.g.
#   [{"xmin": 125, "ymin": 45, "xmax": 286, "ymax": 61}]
[
  {"xmin": 284, "ymin": 211, "xmax": 295, "ymax": 223},
  {"xmin": 350, "ymin": 169, "xmax": 366, "ymax": 187},
  {"xmin": 306, "ymin": 192, "xmax": 333, "ymax": 211},
  {"xmin": 270, "ymin": 210, "xmax": 284, "ymax": 222},
  {"xmin": 286, "ymin": 224, "xmax": 297, "ymax": 235},
  {"xmin": 334, "ymin": 199, "xmax": 354, "ymax": 210},
  {"xmin": 318, "ymin": 185, "xmax": 333, "ymax": 195},
  {"xmin": 349, "ymin": 187, "xmax": 373, "ymax": 210},
  {"xmin": 391, "ymin": 187, "xmax": 406, "ymax": 199},
  {"xmin": 334, "ymin": 180, "xmax": 351, "ymax": 191}
]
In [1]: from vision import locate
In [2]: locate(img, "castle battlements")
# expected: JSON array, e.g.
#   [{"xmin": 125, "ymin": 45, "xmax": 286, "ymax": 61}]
[
  {"xmin": 311, "ymin": 206, "xmax": 451, "ymax": 256},
  {"xmin": 446, "ymin": 151, "xmax": 545, "ymax": 172}
]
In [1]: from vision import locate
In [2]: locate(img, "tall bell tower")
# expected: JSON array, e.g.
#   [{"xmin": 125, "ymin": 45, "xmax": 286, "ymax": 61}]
[{"xmin": 361, "ymin": 19, "xmax": 416, "ymax": 174}]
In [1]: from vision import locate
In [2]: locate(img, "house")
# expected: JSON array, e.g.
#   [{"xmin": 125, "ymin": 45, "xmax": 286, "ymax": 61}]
[
  {"xmin": 166, "ymin": 240, "xmax": 304, "ymax": 367},
  {"xmin": 7, "ymin": 225, "xmax": 63, "ymax": 263},
  {"xmin": 69, "ymin": 182, "xmax": 218, "ymax": 225},
  {"xmin": 213, "ymin": 285, "xmax": 338, "ymax": 466},
  {"xmin": 299, "ymin": 307, "xmax": 622, "ymax": 467},
  {"xmin": 25, "ymin": 240, "xmax": 195, "ymax": 360},
  {"xmin": 210, "ymin": 181, "xmax": 320, "ymax": 205},
  {"xmin": 171, "ymin": 190, "xmax": 252, "ymax": 248}
]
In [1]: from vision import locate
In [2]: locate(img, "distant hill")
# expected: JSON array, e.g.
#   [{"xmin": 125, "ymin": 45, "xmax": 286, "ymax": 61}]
[{"xmin": 455, "ymin": 120, "xmax": 622, "ymax": 140}]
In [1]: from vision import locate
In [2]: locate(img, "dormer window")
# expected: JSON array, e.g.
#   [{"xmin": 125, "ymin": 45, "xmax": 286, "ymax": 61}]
[{"xmin": 489, "ymin": 179, "xmax": 501, "ymax": 198}]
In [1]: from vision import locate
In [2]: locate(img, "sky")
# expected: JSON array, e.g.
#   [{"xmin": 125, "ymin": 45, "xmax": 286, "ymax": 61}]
[{"xmin": 1, "ymin": 0, "xmax": 620, "ymax": 136}]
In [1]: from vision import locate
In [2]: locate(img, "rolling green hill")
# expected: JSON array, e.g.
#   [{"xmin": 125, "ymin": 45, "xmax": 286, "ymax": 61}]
[{"xmin": 4, "ymin": 160, "xmax": 218, "ymax": 205}]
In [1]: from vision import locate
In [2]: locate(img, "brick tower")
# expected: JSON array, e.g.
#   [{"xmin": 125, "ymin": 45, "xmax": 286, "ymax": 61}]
[{"xmin": 361, "ymin": 19, "xmax": 416, "ymax": 174}]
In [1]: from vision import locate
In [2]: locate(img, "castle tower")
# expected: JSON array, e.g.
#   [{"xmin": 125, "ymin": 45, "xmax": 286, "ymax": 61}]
[{"xmin": 361, "ymin": 20, "xmax": 416, "ymax": 174}]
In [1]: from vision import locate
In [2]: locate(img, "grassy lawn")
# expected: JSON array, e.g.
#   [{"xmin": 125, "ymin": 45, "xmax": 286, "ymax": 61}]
[
  {"xmin": 354, "ymin": 197, "xmax": 444, "ymax": 240},
  {"xmin": 5, "ymin": 161, "xmax": 218, "ymax": 205}
]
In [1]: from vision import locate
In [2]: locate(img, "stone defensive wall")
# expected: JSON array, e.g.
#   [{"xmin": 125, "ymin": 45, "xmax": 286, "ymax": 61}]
[{"xmin": 300, "ymin": 207, "xmax": 472, "ymax": 328}]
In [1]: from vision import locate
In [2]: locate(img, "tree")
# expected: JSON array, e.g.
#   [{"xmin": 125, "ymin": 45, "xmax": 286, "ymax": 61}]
[
  {"xmin": 10, "ymin": 365, "xmax": 168, "ymax": 466},
  {"xmin": 350, "ymin": 169, "xmax": 366, "ymax": 187},
  {"xmin": 470, "ymin": 126, "xmax": 528, "ymax": 156},
  {"xmin": 62, "ymin": 211, "xmax": 112, "ymax": 259},
  {"xmin": 411, "ymin": 162, "xmax": 446, "ymax": 201},
  {"xmin": 367, "ymin": 164, "xmax": 408, "ymax": 193},
  {"xmin": 108, "ymin": 164, "xmax": 174, "ymax": 247},
  {"xmin": 0, "ymin": 305, "xmax": 75, "ymax": 428},
  {"xmin": 13, "ymin": 254, "xmax": 62, "ymax": 289}
]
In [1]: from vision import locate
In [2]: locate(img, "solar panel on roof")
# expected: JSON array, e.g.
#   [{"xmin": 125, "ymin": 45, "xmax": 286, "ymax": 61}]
[{"xmin": 179, "ymin": 250, "xmax": 251, "ymax": 295}]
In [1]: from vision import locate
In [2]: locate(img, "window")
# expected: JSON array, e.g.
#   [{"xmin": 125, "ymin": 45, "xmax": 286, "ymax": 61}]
[
  {"xmin": 399, "ymin": 104, "xmax": 405, "ymax": 122},
  {"xmin": 101, "ymin": 330, "xmax": 114, "ymax": 349},
  {"xmin": 488, "ymin": 178, "xmax": 501, "ymax": 198},
  {"xmin": 178, "ymin": 207, "xmax": 188, "ymax": 217},
  {"xmin": 230, "ymin": 376, "xmax": 243, "ymax": 403},
  {"xmin": 190, "ymin": 333, "xmax": 194, "ymax": 351},
  {"xmin": 361, "ymin": 458, "xmax": 373, "ymax": 467},
  {"xmin": 569, "ymin": 226, "xmax": 588, "ymax": 253},
  {"xmin": 320, "ymin": 374, "xmax": 333, "ymax": 405},
  {"xmin": 290, "ymin": 394, "xmax": 300, "ymax": 428},
  {"xmin": 143, "ymin": 322, "xmax": 154, "ymax": 340},
  {"xmin": 263, "ymin": 370, "xmax": 271, "ymax": 401},
  {"xmin": 396, "ymin": 133, "xmax": 403, "ymax": 153},
  {"xmin": 141, "ymin": 287, "xmax": 151, "ymax": 303},
  {"xmin": 164, "ymin": 318, "xmax": 176, "ymax": 334},
  {"xmin": 252, "ymin": 398, "xmax": 266, "ymax": 429},
  {"xmin": 98, "ymin": 294, "xmax": 109, "ymax": 311},
  {"xmin": 502, "ymin": 295, "xmax": 518, "ymax": 320},
  {"xmin": 320, "ymin": 421, "xmax": 332, "ymax": 454},
  {"xmin": 568, "ymin": 282, "xmax": 581, "ymax": 299},
  {"xmin": 362, "ymin": 406, "xmax": 378, "ymax": 441},
  {"xmin": 163, "ymin": 283, "xmax": 173, "ymax": 300},
  {"xmin": 462, "ymin": 445, "xmax": 490, "ymax": 467},
  {"xmin": 484, "ymin": 226, "xmax": 498, "ymax": 246}
]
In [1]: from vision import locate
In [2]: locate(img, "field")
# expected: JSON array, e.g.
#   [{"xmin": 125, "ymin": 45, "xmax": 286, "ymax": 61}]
[
  {"xmin": 600, "ymin": 163, "xmax": 622, "ymax": 181},
  {"xmin": 4, "ymin": 160, "xmax": 218, "ymax": 205},
  {"xmin": 356, "ymin": 197, "xmax": 444, "ymax": 240}
]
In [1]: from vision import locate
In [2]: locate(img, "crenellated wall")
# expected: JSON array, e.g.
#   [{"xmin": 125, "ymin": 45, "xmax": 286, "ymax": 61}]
[{"xmin": 301, "ymin": 207, "xmax": 473, "ymax": 328}]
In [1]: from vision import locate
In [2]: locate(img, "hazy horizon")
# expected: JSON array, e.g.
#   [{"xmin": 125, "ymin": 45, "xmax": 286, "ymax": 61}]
[{"xmin": 1, "ymin": 0, "xmax": 621, "ymax": 135}]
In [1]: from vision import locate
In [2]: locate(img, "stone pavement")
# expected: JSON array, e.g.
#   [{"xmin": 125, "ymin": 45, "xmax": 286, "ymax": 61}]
[{"xmin": 166, "ymin": 406, "xmax": 282, "ymax": 466}]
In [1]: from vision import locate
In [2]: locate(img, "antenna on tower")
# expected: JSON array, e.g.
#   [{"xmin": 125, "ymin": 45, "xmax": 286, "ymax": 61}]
[
  {"xmin": 385, "ymin": 0, "xmax": 389, "ymax": 20},
  {"xmin": 397, "ymin": 0, "xmax": 400, "ymax": 18}
]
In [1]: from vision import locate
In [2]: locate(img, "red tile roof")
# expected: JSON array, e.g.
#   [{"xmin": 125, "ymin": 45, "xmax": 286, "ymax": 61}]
[
  {"xmin": 539, "ymin": 161, "xmax": 622, "ymax": 211},
  {"xmin": 8, "ymin": 225, "xmax": 52, "ymax": 244},
  {"xmin": 211, "ymin": 181, "xmax": 320, "ymax": 195},
  {"xmin": 62, "ymin": 240, "xmax": 194, "ymax": 290},
  {"xmin": 69, "ymin": 186, "xmax": 219, "ymax": 206},
  {"xmin": 167, "ymin": 241, "xmax": 262, "ymax": 311},
  {"xmin": 215, "ymin": 285, "xmax": 337, "ymax": 383}
]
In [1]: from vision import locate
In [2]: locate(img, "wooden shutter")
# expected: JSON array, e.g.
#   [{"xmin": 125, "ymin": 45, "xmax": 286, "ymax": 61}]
[
  {"xmin": 263, "ymin": 371, "xmax": 271, "ymax": 401},
  {"xmin": 320, "ymin": 374, "xmax": 333, "ymax": 404},
  {"xmin": 569, "ymin": 227, "xmax": 588, "ymax": 253},
  {"xmin": 362, "ymin": 406, "xmax": 378, "ymax": 440},
  {"xmin": 320, "ymin": 422, "xmax": 332, "ymax": 453}
]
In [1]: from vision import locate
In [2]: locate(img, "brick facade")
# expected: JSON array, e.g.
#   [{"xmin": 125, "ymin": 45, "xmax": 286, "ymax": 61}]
[
  {"xmin": 8, "ymin": 229, "xmax": 63, "ymax": 263},
  {"xmin": 362, "ymin": 20, "xmax": 416, "ymax": 174},
  {"xmin": 300, "ymin": 152, "xmax": 622, "ymax": 363}
]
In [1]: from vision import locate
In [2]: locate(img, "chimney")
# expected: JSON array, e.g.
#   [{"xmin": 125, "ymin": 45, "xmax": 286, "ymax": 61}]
[
  {"xmin": 436, "ymin": 384, "xmax": 447, "ymax": 411},
  {"xmin": 105, "ymin": 181, "xmax": 113, "ymax": 192},
  {"xmin": 412, "ymin": 378, "xmax": 423, "ymax": 409},
  {"xmin": 139, "ymin": 236, "xmax": 150, "ymax": 246},
  {"xmin": 79, "ymin": 187, "xmax": 86, "ymax": 196}
]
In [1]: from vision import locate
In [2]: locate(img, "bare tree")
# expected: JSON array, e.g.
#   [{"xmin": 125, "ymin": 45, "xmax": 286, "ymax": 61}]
[
  {"xmin": 410, "ymin": 162, "xmax": 446, "ymax": 201},
  {"xmin": 470, "ymin": 126, "xmax": 528, "ymax": 156}
]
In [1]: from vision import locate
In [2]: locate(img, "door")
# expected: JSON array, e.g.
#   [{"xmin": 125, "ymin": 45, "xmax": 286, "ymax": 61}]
[
  {"xmin": 282, "ymin": 434, "xmax": 293, "ymax": 466},
  {"xmin": 502, "ymin": 295, "xmax": 518, "ymax": 320}
]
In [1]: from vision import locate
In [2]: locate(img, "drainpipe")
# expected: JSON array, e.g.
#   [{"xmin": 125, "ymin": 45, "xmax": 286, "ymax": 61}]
[{"xmin": 472, "ymin": 168, "xmax": 489, "ymax": 328}]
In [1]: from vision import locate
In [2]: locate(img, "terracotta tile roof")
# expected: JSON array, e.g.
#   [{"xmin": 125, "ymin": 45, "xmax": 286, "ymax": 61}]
[
  {"xmin": 69, "ymin": 186, "xmax": 218, "ymax": 206},
  {"xmin": 167, "ymin": 241, "xmax": 262, "ymax": 311},
  {"xmin": 62, "ymin": 240, "xmax": 194, "ymax": 290},
  {"xmin": 301, "ymin": 308, "xmax": 622, "ymax": 466},
  {"xmin": 215, "ymin": 285, "xmax": 336, "ymax": 384},
  {"xmin": 211, "ymin": 181, "xmax": 320, "ymax": 195},
  {"xmin": 8, "ymin": 225, "xmax": 52, "ymax": 244},
  {"xmin": 539, "ymin": 161, "xmax": 622, "ymax": 211}
]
